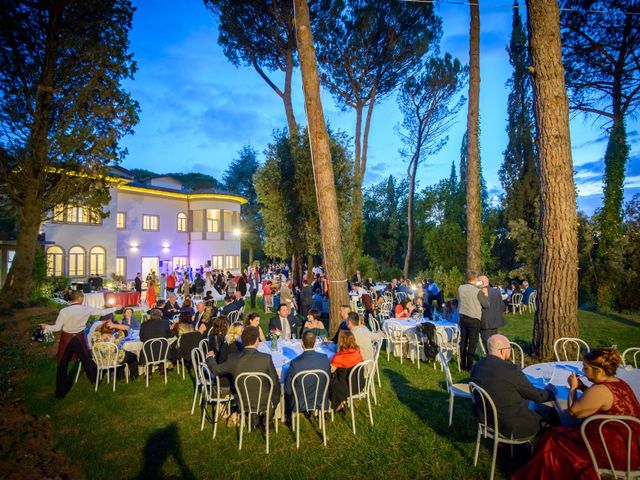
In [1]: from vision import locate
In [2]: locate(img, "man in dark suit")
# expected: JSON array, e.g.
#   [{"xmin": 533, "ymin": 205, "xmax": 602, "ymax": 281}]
[
  {"xmin": 162, "ymin": 294, "xmax": 180, "ymax": 320},
  {"xmin": 478, "ymin": 275, "xmax": 507, "ymax": 351},
  {"xmin": 140, "ymin": 308, "xmax": 171, "ymax": 374},
  {"xmin": 248, "ymin": 272, "xmax": 260, "ymax": 308},
  {"xmin": 192, "ymin": 301, "xmax": 206, "ymax": 330},
  {"xmin": 300, "ymin": 280, "xmax": 313, "ymax": 317},
  {"xmin": 471, "ymin": 334, "xmax": 556, "ymax": 438},
  {"xmin": 268, "ymin": 304, "xmax": 299, "ymax": 340},
  {"xmin": 284, "ymin": 330, "xmax": 330, "ymax": 420},
  {"xmin": 134, "ymin": 272, "xmax": 142, "ymax": 293},
  {"xmin": 220, "ymin": 295, "xmax": 241, "ymax": 316},
  {"xmin": 206, "ymin": 326, "xmax": 280, "ymax": 417}
]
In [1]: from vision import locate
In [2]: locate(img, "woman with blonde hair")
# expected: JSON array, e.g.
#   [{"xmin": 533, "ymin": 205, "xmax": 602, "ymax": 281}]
[{"xmin": 514, "ymin": 348, "xmax": 640, "ymax": 479}]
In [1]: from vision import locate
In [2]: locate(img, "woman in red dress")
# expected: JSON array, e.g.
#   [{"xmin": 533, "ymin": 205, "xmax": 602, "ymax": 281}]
[
  {"xmin": 513, "ymin": 348, "xmax": 640, "ymax": 480},
  {"xmin": 146, "ymin": 280, "xmax": 157, "ymax": 309}
]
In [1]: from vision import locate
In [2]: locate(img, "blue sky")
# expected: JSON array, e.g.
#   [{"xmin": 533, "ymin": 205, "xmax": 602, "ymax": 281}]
[{"xmin": 120, "ymin": 0, "xmax": 639, "ymax": 215}]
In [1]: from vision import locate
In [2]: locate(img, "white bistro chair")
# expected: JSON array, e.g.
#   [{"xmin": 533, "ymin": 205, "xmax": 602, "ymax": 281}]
[
  {"xmin": 469, "ymin": 382, "xmax": 535, "ymax": 480},
  {"xmin": 439, "ymin": 352, "xmax": 470, "ymax": 427},
  {"xmin": 527, "ymin": 291, "xmax": 537, "ymax": 312},
  {"xmin": 235, "ymin": 372, "xmax": 278, "ymax": 454},
  {"xmin": 580, "ymin": 415, "xmax": 640, "ymax": 480},
  {"xmin": 190, "ymin": 347, "xmax": 206, "ymax": 415},
  {"xmin": 509, "ymin": 341, "xmax": 525, "ymax": 369},
  {"xmin": 347, "ymin": 360, "xmax": 375, "ymax": 435},
  {"xmin": 227, "ymin": 310, "xmax": 241, "ymax": 323},
  {"xmin": 553, "ymin": 337, "xmax": 590, "ymax": 362},
  {"xmin": 436, "ymin": 326, "xmax": 461, "ymax": 372},
  {"xmin": 141, "ymin": 338, "xmax": 170, "ymax": 387},
  {"xmin": 384, "ymin": 321, "xmax": 408, "ymax": 363},
  {"xmin": 291, "ymin": 369, "xmax": 330, "ymax": 448},
  {"xmin": 622, "ymin": 347, "xmax": 640, "ymax": 368},
  {"xmin": 509, "ymin": 293, "xmax": 524, "ymax": 314},
  {"xmin": 199, "ymin": 363, "xmax": 233, "ymax": 439},
  {"xmin": 93, "ymin": 342, "xmax": 129, "ymax": 392}
]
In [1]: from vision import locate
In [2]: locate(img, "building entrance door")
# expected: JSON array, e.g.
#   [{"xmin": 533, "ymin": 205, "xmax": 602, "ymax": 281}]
[{"xmin": 141, "ymin": 257, "xmax": 159, "ymax": 281}]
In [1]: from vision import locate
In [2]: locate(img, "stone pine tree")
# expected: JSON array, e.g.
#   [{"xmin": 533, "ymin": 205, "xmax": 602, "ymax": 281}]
[
  {"xmin": 293, "ymin": 0, "xmax": 350, "ymax": 334},
  {"xmin": 466, "ymin": 0, "xmax": 482, "ymax": 273},
  {"xmin": 500, "ymin": 1, "xmax": 539, "ymax": 228},
  {"xmin": 397, "ymin": 54, "xmax": 467, "ymax": 276},
  {"xmin": 205, "ymin": 0, "xmax": 298, "ymax": 135},
  {"xmin": 222, "ymin": 145, "xmax": 263, "ymax": 264},
  {"xmin": 314, "ymin": 0, "xmax": 441, "ymax": 271},
  {"xmin": 0, "ymin": 0, "xmax": 139, "ymax": 304},
  {"xmin": 526, "ymin": 0, "xmax": 579, "ymax": 359},
  {"xmin": 560, "ymin": 0, "xmax": 640, "ymax": 306}
]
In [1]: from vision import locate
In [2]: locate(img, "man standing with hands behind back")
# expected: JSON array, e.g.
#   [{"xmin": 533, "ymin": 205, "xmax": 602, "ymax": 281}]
[
  {"xmin": 457, "ymin": 271, "xmax": 489, "ymax": 371},
  {"xmin": 40, "ymin": 291, "xmax": 122, "ymax": 398}
]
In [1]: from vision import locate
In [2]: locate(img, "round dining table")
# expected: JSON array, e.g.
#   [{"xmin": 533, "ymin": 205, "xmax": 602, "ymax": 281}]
[
  {"xmin": 523, "ymin": 360, "xmax": 640, "ymax": 426},
  {"xmin": 257, "ymin": 338, "xmax": 336, "ymax": 384}
]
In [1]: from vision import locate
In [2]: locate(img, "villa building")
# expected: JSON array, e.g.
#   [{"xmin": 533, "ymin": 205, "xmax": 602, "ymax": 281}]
[{"xmin": 42, "ymin": 166, "xmax": 246, "ymax": 282}]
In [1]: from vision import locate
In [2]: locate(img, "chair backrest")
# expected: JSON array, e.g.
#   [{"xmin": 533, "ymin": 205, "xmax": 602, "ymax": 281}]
[
  {"xmin": 369, "ymin": 316, "xmax": 381, "ymax": 332},
  {"xmin": 511, "ymin": 293, "xmax": 523, "ymax": 306},
  {"xmin": 436, "ymin": 326, "xmax": 459, "ymax": 348},
  {"xmin": 93, "ymin": 342, "xmax": 119, "ymax": 368},
  {"xmin": 227, "ymin": 310, "xmax": 240, "ymax": 323},
  {"xmin": 396, "ymin": 291, "xmax": 407, "ymax": 303},
  {"xmin": 200, "ymin": 363, "xmax": 225, "ymax": 401},
  {"xmin": 142, "ymin": 338, "xmax": 170, "ymax": 365},
  {"xmin": 553, "ymin": 337, "xmax": 590, "ymax": 362},
  {"xmin": 291, "ymin": 369, "xmax": 330, "ymax": 413},
  {"xmin": 580, "ymin": 415, "xmax": 640, "ymax": 479},
  {"xmin": 438, "ymin": 352, "xmax": 453, "ymax": 391},
  {"xmin": 198, "ymin": 338, "xmax": 209, "ymax": 356},
  {"xmin": 191, "ymin": 347, "xmax": 205, "ymax": 385},
  {"xmin": 510, "ymin": 341, "xmax": 525, "ymax": 369},
  {"xmin": 348, "ymin": 360, "xmax": 374, "ymax": 398},
  {"xmin": 372, "ymin": 338, "xmax": 383, "ymax": 365},
  {"xmin": 234, "ymin": 372, "xmax": 275, "ymax": 416},
  {"xmin": 469, "ymin": 381, "xmax": 500, "ymax": 439},
  {"xmin": 383, "ymin": 292, "xmax": 394, "ymax": 303},
  {"xmin": 377, "ymin": 310, "xmax": 390, "ymax": 322},
  {"xmin": 384, "ymin": 321, "xmax": 405, "ymax": 339},
  {"xmin": 622, "ymin": 347, "xmax": 640, "ymax": 368},
  {"xmin": 528, "ymin": 291, "xmax": 537, "ymax": 305}
]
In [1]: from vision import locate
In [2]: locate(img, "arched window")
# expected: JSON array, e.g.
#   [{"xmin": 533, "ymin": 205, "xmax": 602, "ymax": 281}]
[
  {"xmin": 47, "ymin": 246, "xmax": 64, "ymax": 277},
  {"xmin": 177, "ymin": 212, "xmax": 187, "ymax": 232},
  {"xmin": 89, "ymin": 246, "xmax": 106, "ymax": 276},
  {"xmin": 68, "ymin": 246, "xmax": 86, "ymax": 277}
]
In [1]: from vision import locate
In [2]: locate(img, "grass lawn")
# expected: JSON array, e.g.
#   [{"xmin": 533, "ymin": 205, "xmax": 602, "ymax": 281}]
[{"xmin": 6, "ymin": 305, "xmax": 640, "ymax": 479}]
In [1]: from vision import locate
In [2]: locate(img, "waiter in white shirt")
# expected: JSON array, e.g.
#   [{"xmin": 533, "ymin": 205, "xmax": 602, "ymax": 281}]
[{"xmin": 40, "ymin": 290, "xmax": 121, "ymax": 398}]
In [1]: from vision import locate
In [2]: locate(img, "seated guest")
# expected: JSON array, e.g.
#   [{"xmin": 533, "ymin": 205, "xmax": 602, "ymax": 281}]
[
  {"xmin": 180, "ymin": 298, "xmax": 195, "ymax": 316},
  {"xmin": 363, "ymin": 277, "xmax": 374, "ymax": 290},
  {"xmin": 330, "ymin": 305, "xmax": 351, "ymax": 343},
  {"xmin": 243, "ymin": 312, "xmax": 266, "ymax": 342},
  {"xmin": 208, "ymin": 316, "xmax": 230, "ymax": 358},
  {"xmin": 220, "ymin": 295, "xmax": 240, "ymax": 316},
  {"xmin": 233, "ymin": 289, "xmax": 246, "ymax": 310},
  {"xmin": 394, "ymin": 298, "xmax": 415, "ymax": 318},
  {"xmin": 302, "ymin": 309, "xmax": 328, "ymax": 338},
  {"xmin": 109, "ymin": 307, "xmax": 140, "ymax": 335},
  {"xmin": 196, "ymin": 305, "xmax": 216, "ymax": 335},
  {"xmin": 513, "ymin": 348, "xmax": 640, "ymax": 480},
  {"xmin": 330, "ymin": 330, "xmax": 364, "ymax": 411},
  {"xmin": 140, "ymin": 308, "xmax": 170, "ymax": 343},
  {"xmin": 311, "ymin": 290, "xmax": 324, "ymax": 312},
  {"xmin": 347, "ymin": 312, "xmax": 381, "ymax": 363},
  {"xmin": 171, "ymin": 311, "xmax": 195, "ymax": 336},
  {"xmin": 163, "ymin": 294, "xmax": 180, "ymax": 319},
  {"xmin": 413, "ymin": 296, "xmax": 425, "ymax": 317},
  {"xmin": 521, "ymin": 280, "xmax": 534, "ymax": 304},
  {"xmin": 192, "ymin": 301, "xmax": 207, "ymax": 331},
  {"xmin": 471, "ymin": 334, "xmax": 555, "ymax": 439},
  {"xmin": 206, "ymin": 326, "xmax": 280, "ymax": 422},
  {"xmin": 139, "ymin": 309, "xmax": 171, "ymax": 375},
  {"xmin": 91, "ymin": 322, "xmax": 138, "ymax": 380},
  {"xmin": 269, "ymin": 304, "xmax": 299, "ymax": 341},
  {"xmin": 284, "ymin": 331, "xmax": 331, "ymax": 419}
]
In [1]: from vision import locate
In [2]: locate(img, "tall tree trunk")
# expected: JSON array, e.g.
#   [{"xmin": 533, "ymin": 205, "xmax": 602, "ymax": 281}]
[
  {"xmin": 403, "ymin": 148, "xmax": 420, "ymax": 277},
  {"xmin": 294, "ymin": 0, "xmax": 350, "ymax": 335},
  {"xmin": 466, "ymin": 1, "xmax": 482, "ymax": 273},
  {"xmin": 283, "ymin": 41, "xmax": 298, "ymax": 135},
  {"xmin": 526, "ymin": 0, "xmax": 579, "ymax": 360},
  {"xmin": 1, "ymin": 194, "xmax": 42, "ymax": 304}
]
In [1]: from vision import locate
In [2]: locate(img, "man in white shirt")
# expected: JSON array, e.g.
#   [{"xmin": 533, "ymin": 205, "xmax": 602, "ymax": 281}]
[
  {"xmin": 40, "ymin": 290, "xmax": 121, "ymax": 398},
  {"xmin": 347, "ymin": 312, "xmax": 382, "ymax": 363}
]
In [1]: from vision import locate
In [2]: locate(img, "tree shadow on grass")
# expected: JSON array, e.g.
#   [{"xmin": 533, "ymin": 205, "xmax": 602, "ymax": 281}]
[
  {"xmin": 132, "ymin": 422, "xmax": 195, "ymax": 480},
  {"xmin": 598, "ymin": 311, "xmax": 640, "ymax": 329},
  {"xmin": 385, "ymin": 368, "xmax": 531, "ymax": 477}
]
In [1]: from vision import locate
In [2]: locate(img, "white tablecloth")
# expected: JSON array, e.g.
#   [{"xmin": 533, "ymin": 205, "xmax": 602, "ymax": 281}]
[
  {"xmin": 83, "ymin": 292, "xmax": 105, "ymax": 309},
  {"xmin": 257, "ymin": 339, "xmax": 336, "ymax": 384},
  {"xmin": 122, "ymin": 335, "xmax": 177, "ymax": 358},
  {"xmin": 523, "ymin": 361, "xmax": 640, "ymax": 426}
]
